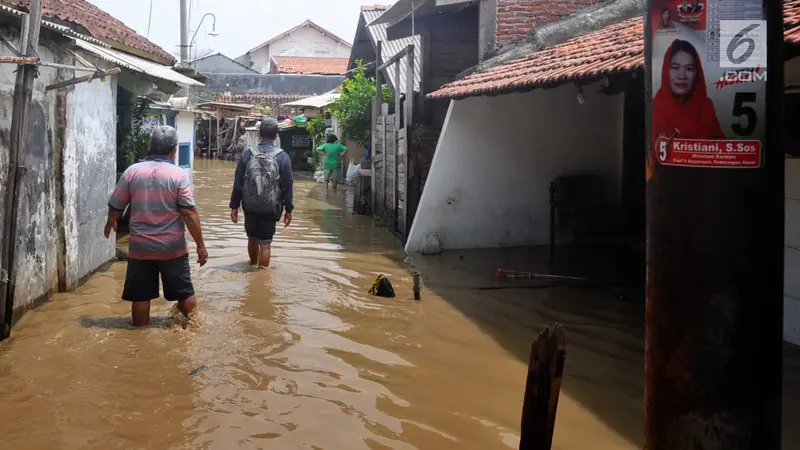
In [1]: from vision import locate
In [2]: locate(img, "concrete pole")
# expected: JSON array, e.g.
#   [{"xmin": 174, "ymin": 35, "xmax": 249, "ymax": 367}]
[
  {"xmin": 179, "ymin": 0, "xmax": 189, "ymax": 64},
  {"xmin": 644, "ymin": 0, "xmax": 784, "ymax": 447}
]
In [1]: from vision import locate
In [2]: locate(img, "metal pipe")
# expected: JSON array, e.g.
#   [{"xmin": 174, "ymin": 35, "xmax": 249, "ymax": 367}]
[{"xmin": 179, "ymin": 0, "xmax": 188, "ymax": 64}]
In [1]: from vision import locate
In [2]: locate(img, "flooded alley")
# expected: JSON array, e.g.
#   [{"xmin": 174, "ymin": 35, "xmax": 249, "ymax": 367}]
[{"xmin": 0, "ymin": 160, "xmax": 799, "ymax": 450}]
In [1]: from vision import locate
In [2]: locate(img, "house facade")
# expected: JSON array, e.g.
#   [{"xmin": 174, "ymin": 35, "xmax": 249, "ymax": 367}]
[
  {"xmin": 237, "ymin": 20, "xmax": 352, "ymax": 74},
  {"xmin": 401, "ymin": 0, "xmax": 800, "ymax": 347}
]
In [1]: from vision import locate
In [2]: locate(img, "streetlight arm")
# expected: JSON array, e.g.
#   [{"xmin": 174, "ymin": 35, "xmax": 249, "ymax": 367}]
[{"xmin": 189, "ymin": 13, "xmax": 217, "ymax": 50}]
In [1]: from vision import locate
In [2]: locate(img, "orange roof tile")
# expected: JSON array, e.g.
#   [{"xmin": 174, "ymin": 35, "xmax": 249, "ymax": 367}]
[
  {"xmin": 430, "ymin": 2, "xmax": 800, "ymax": 100},
  {"xmin": 272, "ymin": 56, "xmax": 349, "ymax": 75},
  {"xmin": 1, "ymin": 0, "xmax": 175, "ymax": 64}
]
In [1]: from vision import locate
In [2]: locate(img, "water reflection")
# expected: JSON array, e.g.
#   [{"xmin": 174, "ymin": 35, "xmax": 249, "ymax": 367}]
[{"xmin": 0, "ymin": 160, "xmax": 654, "ymax": 450}]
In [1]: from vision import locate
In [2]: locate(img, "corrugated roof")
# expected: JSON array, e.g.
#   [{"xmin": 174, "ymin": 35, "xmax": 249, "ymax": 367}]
[
  {"xmin": 430, "ymin": 1, "xmax": 800, "ymax": 100},
  {"xmin": 73, "ymin": 39, "xmax": 203, "ymax": 87},
  {"xmin": 363, "ymin": 8, "xmax": 421, "ymax": 92},
  {"xmin": 0, "ymin": 0, "xmax": 175, "ymax": 64},
  {"xmin": 282, "ymin": 90, "xmax": 341, "ymax": 108},
  {"xmin": 272, "ymin": 56, "xmax": 349, "ymax": 75}
]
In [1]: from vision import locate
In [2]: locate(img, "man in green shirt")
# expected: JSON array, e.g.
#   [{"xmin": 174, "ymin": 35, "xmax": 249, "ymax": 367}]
[{"xmin": 317, "ymin": 134, "xmax": 348, "ymax": 191}]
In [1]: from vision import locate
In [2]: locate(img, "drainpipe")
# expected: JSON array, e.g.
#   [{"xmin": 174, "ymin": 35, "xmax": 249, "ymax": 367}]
[{"xmin": 0, "ymin": 0, "xmax": 43, "ymax": 340}]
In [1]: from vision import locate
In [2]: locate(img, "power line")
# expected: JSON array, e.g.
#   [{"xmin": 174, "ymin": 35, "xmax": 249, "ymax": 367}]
[{"xmin": 146, "ymin": 0, "xmax": 153, "ymax": 38}]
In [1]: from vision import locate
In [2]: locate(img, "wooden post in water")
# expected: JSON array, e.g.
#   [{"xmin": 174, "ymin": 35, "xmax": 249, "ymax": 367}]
[
  {"xmin": 644, "ymin": 0, "xmax": 784, "ymax": 447},
  {"xmin": 519, "ymin": 325, "xmax": 566, "ymax": 450}
]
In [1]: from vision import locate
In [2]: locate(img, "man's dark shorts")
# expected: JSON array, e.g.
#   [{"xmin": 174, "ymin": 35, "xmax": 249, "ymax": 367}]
[
  {"xmin": 122, "ymin": 254, "xmax": 195, "ymax": 302},
  {"xmin": 244, "ymin": 211, "xmax": 278, "ymax": 245}
]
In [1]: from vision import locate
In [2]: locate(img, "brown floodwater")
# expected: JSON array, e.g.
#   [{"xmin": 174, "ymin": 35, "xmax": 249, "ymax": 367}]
[{"xmin": 1, "ymin": 159, "xmax": 799, "ymax": 450}]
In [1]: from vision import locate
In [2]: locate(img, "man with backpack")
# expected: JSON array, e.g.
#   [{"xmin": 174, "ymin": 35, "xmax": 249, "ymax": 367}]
[{"xmin": 229, "ymin": 119, "xmax": 294, "ymax": 268}]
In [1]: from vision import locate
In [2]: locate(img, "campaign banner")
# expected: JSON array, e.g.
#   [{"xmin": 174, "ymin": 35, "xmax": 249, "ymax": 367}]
[{"xmin": 648, "ymin": 0, "xmax": 766, "ymax": 173}]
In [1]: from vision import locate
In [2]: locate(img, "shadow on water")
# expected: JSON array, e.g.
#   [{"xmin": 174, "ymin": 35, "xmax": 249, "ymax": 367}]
[
  {"xmin": 77, "ymin": 315, "xmax": 175, "ymax": 330},
  {"xmin": 305, "ymin": 182, "xmax": 800, "ymax": 449}
]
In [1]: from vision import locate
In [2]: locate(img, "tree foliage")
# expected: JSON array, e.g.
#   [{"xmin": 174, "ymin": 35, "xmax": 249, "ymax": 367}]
[{"xmin": 329, "ymin": 60, "xmax": 391, "ymax": 148}]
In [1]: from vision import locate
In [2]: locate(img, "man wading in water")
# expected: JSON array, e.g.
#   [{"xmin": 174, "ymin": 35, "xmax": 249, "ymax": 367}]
[
  {"xmin": 229, "ymin": 119, "xmax": 294, "ymax": 268},
  {"xmin": 105, "ymin": 126, "xmax": 208, "ymax": 327}
]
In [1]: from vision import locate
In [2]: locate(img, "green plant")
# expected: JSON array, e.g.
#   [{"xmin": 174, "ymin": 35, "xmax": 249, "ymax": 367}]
[
  {"xmin": 307, "ymin": 116, "xmax": 327, "ymax": 168},
  {"xmin": 329, "ymin": 60, "xmax": 391, "ymax": 148},
  {"xmin": 118, "ymin": 98, "xmax": 152, "ymax": 172}
]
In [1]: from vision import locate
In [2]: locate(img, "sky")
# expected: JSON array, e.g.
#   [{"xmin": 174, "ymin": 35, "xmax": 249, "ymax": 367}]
[{"xmin": 87, "ymin": 0, "xmax": 390, "ymax": 60}]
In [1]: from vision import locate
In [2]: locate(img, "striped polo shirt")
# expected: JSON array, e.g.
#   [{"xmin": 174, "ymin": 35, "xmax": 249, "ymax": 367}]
[{"xmin": 109, "ymin": 156, "xmax": 196, "ymax": 260}]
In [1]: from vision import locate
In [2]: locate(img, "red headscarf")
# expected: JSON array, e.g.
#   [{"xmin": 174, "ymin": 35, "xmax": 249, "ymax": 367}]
[{"xmin": 652, "ymin": 40, "xmax": 725, "ymax": 140}]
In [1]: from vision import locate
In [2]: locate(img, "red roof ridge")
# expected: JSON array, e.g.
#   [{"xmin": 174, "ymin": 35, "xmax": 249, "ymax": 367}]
[
  {"xmin": 271, "ymin": 56, "xmax": 349, "ymax": 75},
  {"xmin": 0, "ymin": 0, "xmax": 175, "ymax": 64}
]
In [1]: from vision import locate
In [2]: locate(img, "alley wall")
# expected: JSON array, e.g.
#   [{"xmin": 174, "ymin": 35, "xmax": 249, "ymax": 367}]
[
  {"xmin": 0, "ymin": 26, "xmax": 116, "ymax": 319},
  {"xmin": 63, "ymin": 78, "xmax": 117, "ymax": 289},
  {"xmin": 406, "ymin": 81, "xmax": 624, "ymax": 252}
]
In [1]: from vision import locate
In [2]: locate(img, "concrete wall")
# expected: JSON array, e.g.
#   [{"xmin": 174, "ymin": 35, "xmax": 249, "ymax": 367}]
[
  {"xmin": 0, "ymin": 26, "xmax": 116, "ymax": 319},
  {"xmin": 786, "ymin": 158, "xmax": 800, "ymax": 345},
  {"xmin": 63, "ymin": 78, "xmax": 117, "ymax": 288},
  {"xmin": 190, "ymin": 74, "xmax": 344, "ymax": 101},
  {"xmin": 406, "ymin": 81, "xmax": 624, "ymax": 252},
  {"xmin": 249, "ymin": 26, "xmax": 351, "ymax": 73}
]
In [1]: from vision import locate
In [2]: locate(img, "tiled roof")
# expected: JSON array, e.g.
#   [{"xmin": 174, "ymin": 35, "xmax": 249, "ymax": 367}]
[
  {"xmin": 212, "ymin": 93, "xmax": 312, "ymax": 117},
  {"xmin": 272, "ymin": 56, "xmax": 349, "ymax": 75},
  {"xmin": 786, "ymin": 0, "xmax": 800, "ymax": 43},
  {"xmin": 430, "ymin": 1, "xmax": 800, "ymax": 100},
  {"xmin": 1, "ymin": 0, "xmax": 175, "ymax": 63}
]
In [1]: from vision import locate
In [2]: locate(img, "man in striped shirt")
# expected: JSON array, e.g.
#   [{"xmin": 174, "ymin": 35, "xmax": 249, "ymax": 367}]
[{"xmin": 105, "ymin": 126, "xmax": 208, "ymax": 327}]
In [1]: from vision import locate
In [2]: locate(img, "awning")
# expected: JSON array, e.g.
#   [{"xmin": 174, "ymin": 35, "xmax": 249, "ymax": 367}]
[
  {"xmin": 72, "ymin": 39, "xmax": 203, "ymax": 87},
  {"xmin": 282, "ymin": 91, "xmax": 341, "ymax": 109},
  {"xmin": 196, "ymin": 102, "xmax": 255, "ymax": 112}
]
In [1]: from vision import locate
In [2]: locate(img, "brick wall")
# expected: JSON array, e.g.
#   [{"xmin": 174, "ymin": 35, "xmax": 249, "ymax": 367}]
[{"xmin": 496, "ymin": 0, "xmax": 604, "ymax": 46}]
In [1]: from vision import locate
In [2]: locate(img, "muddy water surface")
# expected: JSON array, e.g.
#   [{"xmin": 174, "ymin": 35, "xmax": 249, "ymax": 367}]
[{"xmin": 3, "ymin": 160, "xmax": 794, "ymax": 449}]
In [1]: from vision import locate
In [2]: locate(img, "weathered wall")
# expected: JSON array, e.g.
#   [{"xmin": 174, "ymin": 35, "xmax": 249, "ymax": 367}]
[
  {"xmin": 63, "ymin": 78, "xmax": 117, "ymax": 288},
  {"xmin": 190, "ymin": 74, "xmax": 344, "ymax": 101},
  {"xmin": 785, "ymin": 158, "xmax": 800, "ymax": 345},
  {"xmin": 0, "ymin": 28, "xmax": 67, "ymax": 314},
  {"xmin": 424, "ymin": 7, "xmax": 480, "ymax": 127},
  {"xmin": 0, "ymin": 26, "xmax": 116, "ymax": 320},
  {"xmin": 406, "ymin": 82, "xmax": 624, "ymax": 252}
]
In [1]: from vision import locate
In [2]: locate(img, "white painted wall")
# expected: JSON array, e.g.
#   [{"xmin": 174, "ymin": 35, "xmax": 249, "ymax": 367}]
[
  {"xmin": 249, "ymin": 25, "xmax": 351, "ymax": 73},
  {"xmin": 175, "ymin": 110, "xmax": 196, "ymax": 171},
  {"xmin": 406, "ymin": 82, "xmax": 625, "ymax": 252},
  {"xmin": 785, "ymin": 158, "xmax": 800, "ymax": 345},
  {"xmin": 63, "ymin": 77, "xmax": 117, "ymax": 288}
]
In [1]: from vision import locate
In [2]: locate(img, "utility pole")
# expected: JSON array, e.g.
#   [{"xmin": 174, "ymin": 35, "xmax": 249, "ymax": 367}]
[
  {"xmin": 644, "ymin": 0, "xmax": 783, "ymax": 448},
  {"xmin": 179, "ymin": 0, "xmax": 189, "ymax": 64},
  {"xmin": 0, "ymin": 0, "xmax": 43, "ymax": 340}
]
